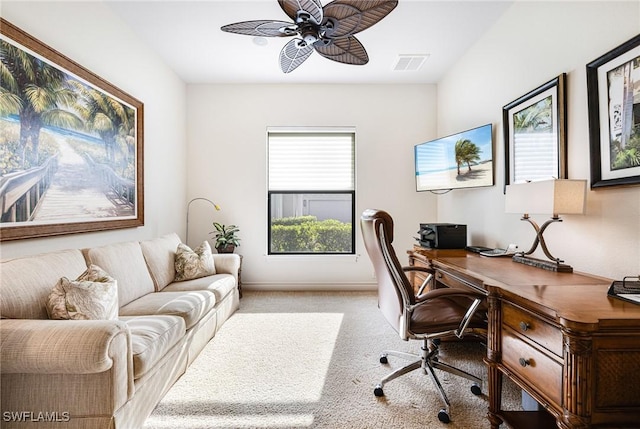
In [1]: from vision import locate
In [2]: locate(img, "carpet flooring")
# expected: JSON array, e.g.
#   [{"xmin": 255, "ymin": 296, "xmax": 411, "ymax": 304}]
[{"xmin": 143, "ymin": 291, "xmax": 521, "ymax": 428}]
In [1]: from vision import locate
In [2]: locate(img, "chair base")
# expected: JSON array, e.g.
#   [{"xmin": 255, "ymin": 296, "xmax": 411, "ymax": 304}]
[{"xmin": 374, "ymin": 339, "xmax": 482, "ymax": 423}]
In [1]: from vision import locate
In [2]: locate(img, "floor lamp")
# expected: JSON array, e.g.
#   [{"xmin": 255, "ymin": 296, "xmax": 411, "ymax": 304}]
[{"xmin": 186, "ymin": 198, "xmax": 220, "ymax": 246}]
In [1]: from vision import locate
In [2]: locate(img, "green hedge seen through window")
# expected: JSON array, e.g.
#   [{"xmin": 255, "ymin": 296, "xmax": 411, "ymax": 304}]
[{"xmin": 270, "ymin": 216, "xmax": 352, "ymax": 253}]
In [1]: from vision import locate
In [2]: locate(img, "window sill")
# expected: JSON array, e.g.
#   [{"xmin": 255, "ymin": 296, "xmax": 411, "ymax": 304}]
[{"xmin": 263, "ymin": 254, "xmax": 361, "ymax": 262}]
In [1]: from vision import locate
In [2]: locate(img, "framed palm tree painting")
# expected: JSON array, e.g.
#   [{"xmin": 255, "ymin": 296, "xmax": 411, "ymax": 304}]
[
  {"xmin": 502, "ymin": 74, "xmax": 567, "ymax": 191},
  {"xmin": 587, "ymin": 34, "xmax": 640, "ymax": 189},
  {"xmin": 0, "ymin": 18, "xmax": 144, "ymax": 241}
]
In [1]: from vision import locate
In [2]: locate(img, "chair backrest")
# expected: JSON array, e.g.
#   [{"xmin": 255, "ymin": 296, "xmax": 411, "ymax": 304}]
[{"xmin": 360, "ymin": 209, "xmax": 416, "ymax": 335}]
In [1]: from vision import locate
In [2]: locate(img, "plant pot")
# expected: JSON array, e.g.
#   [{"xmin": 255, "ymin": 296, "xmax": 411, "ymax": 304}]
[{"xmin": 216, "ymin": 244, "xmax": 235, "ymax": 254}]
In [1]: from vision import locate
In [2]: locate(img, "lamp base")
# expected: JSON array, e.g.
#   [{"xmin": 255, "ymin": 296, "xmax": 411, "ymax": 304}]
[{"xmin": 512, "ymin": 254, "xmax": 573, "ymax": 273}]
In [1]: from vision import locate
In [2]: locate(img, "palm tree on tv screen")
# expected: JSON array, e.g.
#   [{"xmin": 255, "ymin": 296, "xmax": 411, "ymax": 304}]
[{"xmin": 454, "ymin": 138, "xmax": 482, "ymax": 176}]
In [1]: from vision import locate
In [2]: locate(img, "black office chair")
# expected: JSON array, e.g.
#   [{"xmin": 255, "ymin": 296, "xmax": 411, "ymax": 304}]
[{"xmin": 360, "ymin": 209, "xmax": 487, "ymax": 423}]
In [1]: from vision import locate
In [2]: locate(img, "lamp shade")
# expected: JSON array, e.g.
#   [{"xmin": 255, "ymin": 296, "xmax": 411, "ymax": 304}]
[{"xmin": 505, "ymin": 179, "xmax": 587, "ymax": 216}]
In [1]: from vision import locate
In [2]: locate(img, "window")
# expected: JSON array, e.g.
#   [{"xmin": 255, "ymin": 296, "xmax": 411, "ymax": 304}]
[{"xmin": 267, "ymin": 129, "xmax": 355, "ymax": 255}]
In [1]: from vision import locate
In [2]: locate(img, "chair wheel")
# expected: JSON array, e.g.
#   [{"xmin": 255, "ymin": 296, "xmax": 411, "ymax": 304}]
[
  {"xmin": 379, "ymin": 355, "xmax": 388, "ymax": 364},
  {"xmin": 437, "ymin": 409, "xmax": 450, "ymax": 423},
  {"xmin": 471, "ymin": 383, "xmax": 482, "ymax": 395},
  {"xmin": 374, "ymin": 385, "xmax": 384, "ymax": 397}
]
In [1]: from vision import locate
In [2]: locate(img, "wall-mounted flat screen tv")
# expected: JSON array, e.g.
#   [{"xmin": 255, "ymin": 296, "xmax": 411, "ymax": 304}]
[{"xmin": 415, "ymin": 123, "xmax": 494, "ymax": 192}]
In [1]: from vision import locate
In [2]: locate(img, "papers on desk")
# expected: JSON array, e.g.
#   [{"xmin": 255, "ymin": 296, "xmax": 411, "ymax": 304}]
[
  {"xmin": 616, "ymin": 294, "xmax": 640, "ymax": 304},
  {"xmin": 608, "ymin": 276, "xmax": 640, "ymax": 305}
]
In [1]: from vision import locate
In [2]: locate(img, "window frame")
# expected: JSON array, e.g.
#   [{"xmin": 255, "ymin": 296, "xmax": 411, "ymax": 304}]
[{"xmin": 267, "ymin": 128, "xmax": 356, "ymax": 256}]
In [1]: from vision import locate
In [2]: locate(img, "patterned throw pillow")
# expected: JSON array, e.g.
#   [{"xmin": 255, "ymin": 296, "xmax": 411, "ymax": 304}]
[
  {"xmin": 46, "ymin": 265, "xmax": 118, "ymax": 320},
  {"xmin": 174, "ymin": 241, "xmax": 216, "ymax": 282}
]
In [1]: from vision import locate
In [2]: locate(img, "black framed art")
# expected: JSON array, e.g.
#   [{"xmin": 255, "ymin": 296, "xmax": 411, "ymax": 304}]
[
  {"xmin": 503, "ymin": 74, "xmax": 567, "ymax": 190},
  {"xmin": 587, "ymin": 34, "xmax": 640, "ymax": 189}
]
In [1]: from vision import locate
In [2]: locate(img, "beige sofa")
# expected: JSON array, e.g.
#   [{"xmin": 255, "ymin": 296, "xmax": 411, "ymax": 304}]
[{"xmin": 0, "ymin": 233, "xmax": 240, "ymax": 429}]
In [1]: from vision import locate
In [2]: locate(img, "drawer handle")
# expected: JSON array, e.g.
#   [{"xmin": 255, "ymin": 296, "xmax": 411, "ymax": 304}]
[
  {"xmin": 519, "ymin": 321, "xmax": 530, "ymax": 331},
  {"xmin": 519, "ymin": 357, "xmax": 531, "ymax": 367}
]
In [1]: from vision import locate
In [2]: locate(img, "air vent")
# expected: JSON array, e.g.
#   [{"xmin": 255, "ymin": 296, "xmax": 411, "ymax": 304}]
[{"xmin": 393, "ymin": 54, "xmax": 429, "ymax": 71}]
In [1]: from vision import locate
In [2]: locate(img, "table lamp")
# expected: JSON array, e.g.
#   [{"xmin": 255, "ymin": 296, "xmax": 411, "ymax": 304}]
[
  {"xmin": 505, "ymin": 179, "xmax": 586, "ymax": 272},
  {"xmin": 186, "ymin": 198, "xmax": 220, "ymax": 245}
]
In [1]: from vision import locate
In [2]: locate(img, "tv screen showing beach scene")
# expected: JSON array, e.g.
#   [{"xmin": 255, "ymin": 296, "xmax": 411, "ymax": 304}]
[{"xmin": 415, "ymin": 124, "xmax": 494, "ymax": 192}]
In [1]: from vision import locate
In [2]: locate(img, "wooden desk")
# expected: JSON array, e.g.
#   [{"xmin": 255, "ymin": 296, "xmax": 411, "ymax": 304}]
[{"xmin": 408, "ymin": 247, "xmax": 640, "ymax": 429}]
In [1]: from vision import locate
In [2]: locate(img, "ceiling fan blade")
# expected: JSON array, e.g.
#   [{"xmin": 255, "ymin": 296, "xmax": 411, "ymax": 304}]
[
  {"xmin": 279, "ymin": 0, "xmax": 324, "ymax": 24},
  {"xmin": 221, "ymin": 20, "xmax": 296, "ymax": 37},
  {"xmin": 322, "ymin": 0, "xmax": 398, "ymax": 38},
  {"xmin": 280, "ymin": 38, "xmax": 315, "ymax": 73},
  {"xmin": 314, "ymin": 36, "xmax": 368, "ymax": 65}
]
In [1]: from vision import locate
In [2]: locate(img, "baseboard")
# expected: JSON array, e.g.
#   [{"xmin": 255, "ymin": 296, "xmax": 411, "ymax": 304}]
[{"xmin": 242, "ymin": 282, "xmax": 377, "ymax": 292}]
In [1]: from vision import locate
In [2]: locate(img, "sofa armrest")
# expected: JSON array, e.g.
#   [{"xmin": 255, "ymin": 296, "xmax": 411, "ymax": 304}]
[
  {"xmin": 213, "ymin": 253, "xmax": 241, "ymax": 279},
  {"xmin": 1, "ymin": 319, "xmax": 135, "ymax": 417},
  {"xmin": 1, "ymin": 319, "xmax": 130, "ymax": 374}
]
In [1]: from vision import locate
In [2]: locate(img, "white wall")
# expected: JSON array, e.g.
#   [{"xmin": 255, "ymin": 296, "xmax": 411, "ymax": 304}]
[
  {"xmin": 1, "ymin": 2, "xmax": 188, "ymax": 259},
  {"xmin": 186, "ymin": 84, "xmax": 437, "ymax": 288},
  {"xmin": 437, "ymin": 1, "xmax": 640, "ymax": 279},
  {"xmin": 5, "ymin": 1, "xmax": 635, "ymax": 286}
]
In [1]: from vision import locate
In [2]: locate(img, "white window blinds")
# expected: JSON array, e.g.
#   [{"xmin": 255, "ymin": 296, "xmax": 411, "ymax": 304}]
[{"xmin": 268, "ymin": 131, "xmax": 355, "ymax": 191}]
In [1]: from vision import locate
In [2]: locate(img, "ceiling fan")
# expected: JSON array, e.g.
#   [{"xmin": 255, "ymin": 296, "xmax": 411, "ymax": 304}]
[{"xmin": 221, "ymin": 0, "xmax": 399, "ymax": 73}]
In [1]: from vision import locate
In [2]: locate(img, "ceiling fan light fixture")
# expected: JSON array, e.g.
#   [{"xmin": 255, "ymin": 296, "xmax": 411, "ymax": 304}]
[
  {"xmin": 252, "ymin": 36, "xmax": 268, "ymax": 46},
  {"xmin": 393, "ymin": 54, "xmax": 429, "ymax": 71}
]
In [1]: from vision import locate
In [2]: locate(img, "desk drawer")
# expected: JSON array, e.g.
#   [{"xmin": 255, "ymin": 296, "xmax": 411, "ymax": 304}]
[
  {"xmin": 434, "ymin": 269, "xmax": 485, "ymax": 294},
  {"xmin": 502, "ymin": 329, "xmax": 563, "ymax": 407},
  {"xmin": 503, "ymin": 302, "xmax": 563, "ymax": 356}
]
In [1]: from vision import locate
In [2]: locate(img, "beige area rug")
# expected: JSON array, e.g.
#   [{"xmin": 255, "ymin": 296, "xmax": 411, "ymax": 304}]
[{"xmin": 143, "ymin": 291, "xmax": 521, "ymax": 428}]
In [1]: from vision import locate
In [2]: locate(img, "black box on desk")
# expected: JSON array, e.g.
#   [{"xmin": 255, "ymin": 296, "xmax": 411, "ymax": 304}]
[{"xmin": 418, "ymin": 224, "xmax": 467, "ymax": 249}]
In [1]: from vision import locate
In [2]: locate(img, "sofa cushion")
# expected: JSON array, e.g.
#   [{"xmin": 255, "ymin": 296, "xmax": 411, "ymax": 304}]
[
  {"xmin": 174, "ymin": 241, "xmax": 216, "ymax": 282},
  {"xmin": 119, "ymin": 291, "xmax": 216, "ymax": 330},
  {"xmin": 1, "ymin": 249, "xmax": 88, "ymax": 319},
  {"xmin": 85, "ymin": 241, "xmax": 155, "ymax": 308},
  {"xmin": 120, "ymin": 315, "xmax": 185, "ymax": 380},
  {"xmin": 46, "ymin": 265, "xmax": 118, "ymax": 320},
  {"xmin": 163, "ymin": 274, "xmax": 236, "ymax": 303},
  {"xmin": 139, "ymin": 233, "xmax": 182, "ymax": 291}
]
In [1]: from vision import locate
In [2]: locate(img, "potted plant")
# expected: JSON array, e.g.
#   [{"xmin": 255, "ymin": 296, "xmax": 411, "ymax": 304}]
[{"xmin": 210, "ymin": 222, "xmax": 240, "ymax": 253}]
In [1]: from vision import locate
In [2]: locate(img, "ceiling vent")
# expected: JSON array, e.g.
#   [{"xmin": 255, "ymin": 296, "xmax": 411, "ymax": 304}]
[{"xmin": 393, "ymin": 54, "xmax": 429, "ymax": 71}]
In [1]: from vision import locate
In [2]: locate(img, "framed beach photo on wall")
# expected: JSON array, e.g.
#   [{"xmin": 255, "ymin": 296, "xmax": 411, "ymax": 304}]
[
  {"xmin": 502, "ymin": 74, "xmax": 567, "ymax": 190},
  {"xmin": 0, "ymin": 19, "xmax": 144, "ymax": 241},
  {"xmin": 587, "ymin": 34, "xmax": 640, "ymax": 189}
]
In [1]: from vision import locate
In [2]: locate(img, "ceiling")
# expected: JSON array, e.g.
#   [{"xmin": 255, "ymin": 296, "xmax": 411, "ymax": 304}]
[{"xmin": 107, "ymin": 0, "xmax": 513, "ymax": 84}]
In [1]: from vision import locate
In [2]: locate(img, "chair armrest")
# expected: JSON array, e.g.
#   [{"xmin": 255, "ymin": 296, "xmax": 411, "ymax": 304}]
[
  {"xmin": 403, "ymin": 265, "xmax": 435, "ymax": 297},
  {"xmin": 402, "ymin": 266, "xmax": 434, "ymax": 274},
  {"xmin": 0, "ymin": 319, "xmax": 130, "ymax": 374},
  {"xmin": 413, "ymin": 287, "xmax": 482, "ymax": 303},
  {"xmin": 410, "ymin": 288, "xmax": 486, "ymax": 338}
]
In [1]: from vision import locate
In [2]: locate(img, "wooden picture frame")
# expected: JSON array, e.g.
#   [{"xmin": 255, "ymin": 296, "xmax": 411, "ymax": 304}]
[
  {"xmin": 503, "ymin": 73, "xmax": 567, "ymax": 190},
  {"xmin": 587, "ymin": 34, "xmax": 640, "ymax": 189},
  {"xmin": 0, "ymin": 18, "xmax": 144, "ymax": 241}
]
